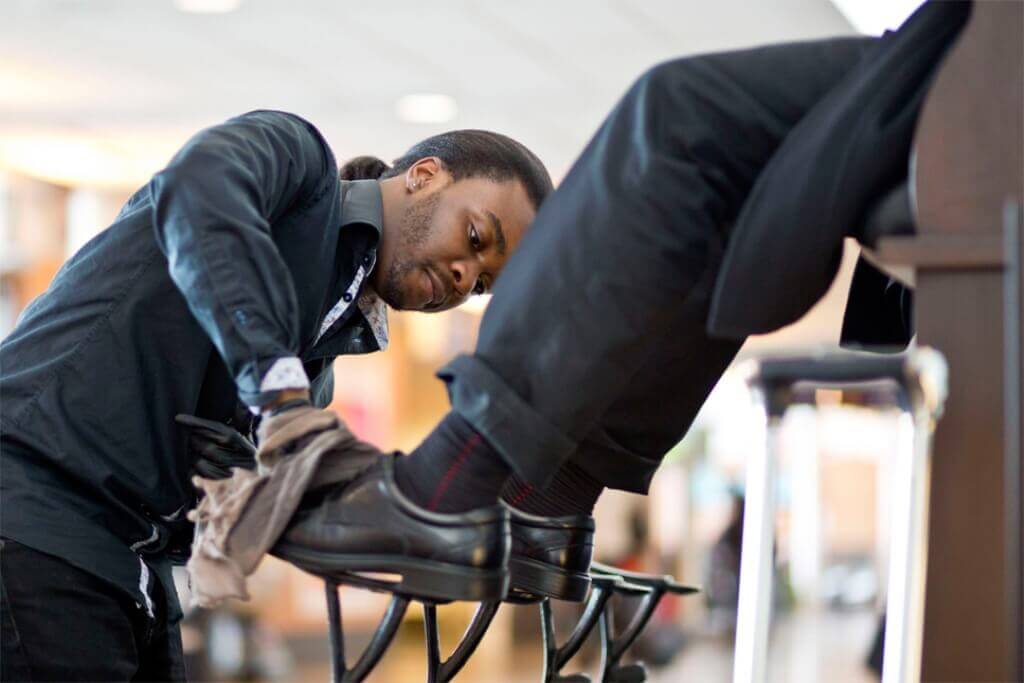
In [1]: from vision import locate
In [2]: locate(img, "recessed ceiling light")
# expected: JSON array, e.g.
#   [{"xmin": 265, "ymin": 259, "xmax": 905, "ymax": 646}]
[
  {"xmin": 175, "ymin": 0, "xmax": 242, "ymax": 14},
  {"xmin": 395, "ymin": 94, "xmax": 458, "ymax": 124}
]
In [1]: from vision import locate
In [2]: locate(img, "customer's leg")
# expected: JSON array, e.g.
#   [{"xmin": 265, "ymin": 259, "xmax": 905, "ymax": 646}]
[
  {"xmin": 503, "ymin": 265, "xmax": 744, "ymax": 515},
  {"xmin": 397, "ymin": 38, "xmax": 875, "ymax": 514},
  {"xmin": 439, "ymin": 37, "xmax": 874, "ymax": 495}
]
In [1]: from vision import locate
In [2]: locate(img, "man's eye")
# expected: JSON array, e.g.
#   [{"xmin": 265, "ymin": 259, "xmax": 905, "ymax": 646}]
[{"xmin": 469, "ymin": 225, "xmax": 482, "ymax": 250}]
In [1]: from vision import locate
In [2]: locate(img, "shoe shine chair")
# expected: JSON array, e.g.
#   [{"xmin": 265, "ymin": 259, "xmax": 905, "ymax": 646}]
[
  {"xmin": 316, "ymin": 557, "xmax": 699, "ymax": 683},
  {"xmin": 734, "ymin": 3, "xmax": 1023, "ymax": 681}
]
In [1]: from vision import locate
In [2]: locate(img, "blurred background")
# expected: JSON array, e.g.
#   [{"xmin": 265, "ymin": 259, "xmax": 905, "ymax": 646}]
[{"xmin": 0, "ymin": 1, "xmax": 925, "ymax": 681}]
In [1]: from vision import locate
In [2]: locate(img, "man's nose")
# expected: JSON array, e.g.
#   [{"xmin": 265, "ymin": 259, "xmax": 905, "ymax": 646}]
[{"xmin": 450, "ymin": 259, "xmax": 480, "ymax": 298}]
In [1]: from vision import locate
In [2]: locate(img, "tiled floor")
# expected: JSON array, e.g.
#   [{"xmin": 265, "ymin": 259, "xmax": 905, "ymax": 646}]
[{"xmin": 663, "ymin": 609, "xmax": 880, "ymax": 683}]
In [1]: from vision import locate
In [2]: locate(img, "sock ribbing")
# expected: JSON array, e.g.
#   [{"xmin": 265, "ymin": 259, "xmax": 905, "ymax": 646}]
[
  {"xmin": 501, "ymin": 460, "xmax": 604, "ymax": 517},
  {"xmin": 394, "ymin": 412, "xmax": 510, "ymax": 513}
]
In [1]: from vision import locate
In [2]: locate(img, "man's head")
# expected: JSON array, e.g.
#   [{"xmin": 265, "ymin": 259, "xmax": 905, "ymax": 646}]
[{"xmin": 342, "ymin": 130, "xmax": 552, "ymax": 312}]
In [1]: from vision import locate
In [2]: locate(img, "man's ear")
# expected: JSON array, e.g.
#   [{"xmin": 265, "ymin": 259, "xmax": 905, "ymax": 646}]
[{"xmin": 405, "ymin": 157, "xmax": 444, "ymax": 193}]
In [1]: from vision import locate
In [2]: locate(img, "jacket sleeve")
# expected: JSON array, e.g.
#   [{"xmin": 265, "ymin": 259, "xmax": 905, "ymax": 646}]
[{"xmin": 151, "ymin": 110, "xmax": 333, "ymax": 408}]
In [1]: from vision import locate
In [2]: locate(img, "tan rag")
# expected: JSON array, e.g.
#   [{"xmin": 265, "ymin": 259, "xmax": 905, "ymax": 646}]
[{"xmin": 186, "ymin": 416, "xmax": 383, "ymax": 608}]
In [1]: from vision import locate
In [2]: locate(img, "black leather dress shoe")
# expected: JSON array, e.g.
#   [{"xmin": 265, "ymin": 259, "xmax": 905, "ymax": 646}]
[
  {"xmin": 506, "ymin": 507, "xmax": 594, "ymax": 602},
  {"xmin": 272, "ymin": 455, "xmax": 510, "ymax": 602}
]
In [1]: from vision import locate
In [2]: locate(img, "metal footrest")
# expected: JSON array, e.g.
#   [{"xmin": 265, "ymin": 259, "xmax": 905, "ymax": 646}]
[
  {"xmin": 323, "ymin": 577, "xmax": 500, "ymax": 683},
  {"xmin": 592, "ymin": 563, "xmax": 699, "ymax": 681},
  {"xmin": 321, "ymin": 561, "xmax": 699, "ymax": 681},
  {"xmin": 423, "ymin": 600, "xmax": 501, "ymax": 683},
  {"xmin": 540, "ymin": 567, "xmax": 699, "ymax": 683},
  {"xmin": 324, "ymin": 580, "xmax": 410, "ymax": 683}
]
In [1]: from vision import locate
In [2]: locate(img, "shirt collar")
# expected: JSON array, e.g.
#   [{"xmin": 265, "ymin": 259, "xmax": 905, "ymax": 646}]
[
  {"xmin": 339, "ymin": 179, "xmax": 384, "ymax": 238},
  {"xmin": 330, "ymin": 179, "xmax": 389, "ymax": 350}
]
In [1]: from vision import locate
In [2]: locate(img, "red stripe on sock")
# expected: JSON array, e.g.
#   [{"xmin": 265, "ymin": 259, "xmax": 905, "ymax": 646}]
[
  {"xmin": 426, "ymin": 434, "xmax": 481, "ymax": 511},
  {"xmin": 506, "ymin": 483, "xmax": 534, "ymax": 508}
]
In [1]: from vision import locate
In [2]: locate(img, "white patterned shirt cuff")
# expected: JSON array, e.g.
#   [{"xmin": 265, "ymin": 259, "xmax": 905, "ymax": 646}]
[{"xmin": 259, "ymin": 357, "xmax": 310, "ymax": 393}]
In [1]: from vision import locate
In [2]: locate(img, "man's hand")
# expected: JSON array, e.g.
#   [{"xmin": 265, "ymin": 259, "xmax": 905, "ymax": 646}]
[
  {"xmin": 255, "ymin": 399, "xmax": 340, "ymax": 469},
  {"xmin": 260, "ymin": 388, "xmax": 312, "ymax": 414},
  {"xmin": 175, "ymin": 414, "xmax": 257, "ymax": 480}
]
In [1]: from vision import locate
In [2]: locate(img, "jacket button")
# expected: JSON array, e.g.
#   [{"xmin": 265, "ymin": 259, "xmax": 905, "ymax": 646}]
[
  {"xmin": 342, "ymin": 292, "xmax": 353, "ymax": 303},
  {"xmin": 361, "ymin": 255, "xmax": 372, "ymax": 266}
]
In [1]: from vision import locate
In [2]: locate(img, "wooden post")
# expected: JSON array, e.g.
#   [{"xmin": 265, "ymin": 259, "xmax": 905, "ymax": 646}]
[{"xmin": 896, "ymin": 2, "xmax": 1023, "ymax": 679}]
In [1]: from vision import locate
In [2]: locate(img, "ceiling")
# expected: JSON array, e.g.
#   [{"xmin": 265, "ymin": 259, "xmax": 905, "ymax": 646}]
[{"xmin": 0, "ymin": 0, "xmax": 861, "ymax": 188}]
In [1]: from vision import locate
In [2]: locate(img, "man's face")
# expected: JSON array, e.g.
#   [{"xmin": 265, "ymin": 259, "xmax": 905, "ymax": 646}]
[{"xmin": 373, "ymin": 170, "xmax": 535, "ymax": 312}]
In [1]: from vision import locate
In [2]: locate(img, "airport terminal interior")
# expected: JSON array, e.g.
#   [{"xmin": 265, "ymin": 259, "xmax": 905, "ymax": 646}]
[{"xmin": 0, "ymin": 1, "xmax": 1021, "ymax": 682}]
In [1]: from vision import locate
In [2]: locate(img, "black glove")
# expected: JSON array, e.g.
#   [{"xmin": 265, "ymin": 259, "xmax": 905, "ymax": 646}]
[{"xmin": 175, "ymin": 414, "xmax": 257, "ymax": 480}]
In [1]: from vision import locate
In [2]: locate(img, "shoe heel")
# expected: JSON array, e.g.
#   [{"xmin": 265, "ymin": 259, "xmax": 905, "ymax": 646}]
[
  {"xmin": 397, "ymin": 562, "xmax": 509, "ymax": 602},
  {"xmin": 509, "ymin": 557, "xmax": 591, "ymax": 602}
]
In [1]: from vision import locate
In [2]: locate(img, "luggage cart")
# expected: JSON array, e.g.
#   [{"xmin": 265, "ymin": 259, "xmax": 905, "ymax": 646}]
[{"xmin": 731, "ymin": 348, "xmax": 948, "ymax": 683}]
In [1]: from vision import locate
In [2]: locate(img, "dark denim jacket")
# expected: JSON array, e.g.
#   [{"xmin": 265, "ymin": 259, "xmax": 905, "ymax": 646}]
[{"xmin": 0, "ymin": 110, "xmax": 385, "ymax": 617}]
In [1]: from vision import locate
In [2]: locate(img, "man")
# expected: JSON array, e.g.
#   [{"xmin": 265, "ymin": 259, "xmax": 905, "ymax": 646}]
[
  {"xmin": 275, "ymin": 1, "xmax": 970, "ymax": 605},
  {"xmin": 0, "ymin": 110, "xmax": 551, "ymax": 681}
]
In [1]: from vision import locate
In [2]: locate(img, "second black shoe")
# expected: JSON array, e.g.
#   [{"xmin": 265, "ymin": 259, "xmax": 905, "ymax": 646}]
[
  {"xmin": 507, "ymin": 507, "xmax": 595, "ymax": 602},
  {"xmin": 272, "ymin": 454, "xmax": 510, "ymax": 602}
]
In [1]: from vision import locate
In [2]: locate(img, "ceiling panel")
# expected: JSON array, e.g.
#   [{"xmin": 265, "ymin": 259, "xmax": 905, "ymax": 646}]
[{"xmin": 0, "ymin": 0, "xmax": 857, "ymax": 186}]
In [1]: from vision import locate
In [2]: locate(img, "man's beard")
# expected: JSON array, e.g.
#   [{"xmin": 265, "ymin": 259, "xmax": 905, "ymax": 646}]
[{"xmin": 378, "ymin": 191, "xmax": 441, "ymax": 310}]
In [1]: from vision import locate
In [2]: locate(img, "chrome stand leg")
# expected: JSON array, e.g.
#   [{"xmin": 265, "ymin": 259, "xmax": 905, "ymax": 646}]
[{"xmin": 733, "ymin": 405, "xmax": 779, "ymax": 683}]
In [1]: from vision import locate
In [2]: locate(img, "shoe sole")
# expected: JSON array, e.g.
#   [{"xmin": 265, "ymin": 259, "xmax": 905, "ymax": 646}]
[
  {"xmin": 508, "ymin": 556, "xmax": 591, "ymax": 602},
  {"xmin": 273, "ymin": 543, "xmax": 509, "ymax": 603}
]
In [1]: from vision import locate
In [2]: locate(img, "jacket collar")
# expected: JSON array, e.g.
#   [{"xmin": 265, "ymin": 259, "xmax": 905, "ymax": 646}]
[
  {"xmin": 339, "ymin": 179, "xmax": 384, "ymax": 240},
  {"xmin": 307, "ymin": 179, "xmax": 389, "ymax": 358},
  {"xmin": 339, "ymin": 179, "xmax": 387, "ymax": 350}
]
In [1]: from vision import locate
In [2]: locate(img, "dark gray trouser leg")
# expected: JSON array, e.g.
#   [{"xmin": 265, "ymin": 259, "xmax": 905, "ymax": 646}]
[
  {"xmin": 571, "ymin": 263, "xmax": 745, "ymax": 493},
  {"xmin": 442, "ymin": 38, "xmax": 875, "ymax": 488}
]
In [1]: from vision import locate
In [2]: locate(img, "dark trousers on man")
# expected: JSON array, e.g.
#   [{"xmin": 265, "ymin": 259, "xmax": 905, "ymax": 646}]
[
  {"xmin": 0, "ymin": 539, "xmax": 185, "ymax": 682},
  {"xmin": 441, "ymin": 36, "xmax": 876, "ymax": 492}
]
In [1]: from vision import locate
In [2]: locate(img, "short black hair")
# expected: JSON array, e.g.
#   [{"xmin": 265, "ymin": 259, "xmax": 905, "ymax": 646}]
[{"xmin": 339, "ymin": 130, "xmax": 553, "ymax": 211}]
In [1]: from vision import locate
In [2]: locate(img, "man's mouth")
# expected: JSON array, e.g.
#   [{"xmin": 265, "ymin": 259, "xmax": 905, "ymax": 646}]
[{"xmin": 422, "ymin": 266, "xmax": 445, "ymax": 309}]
